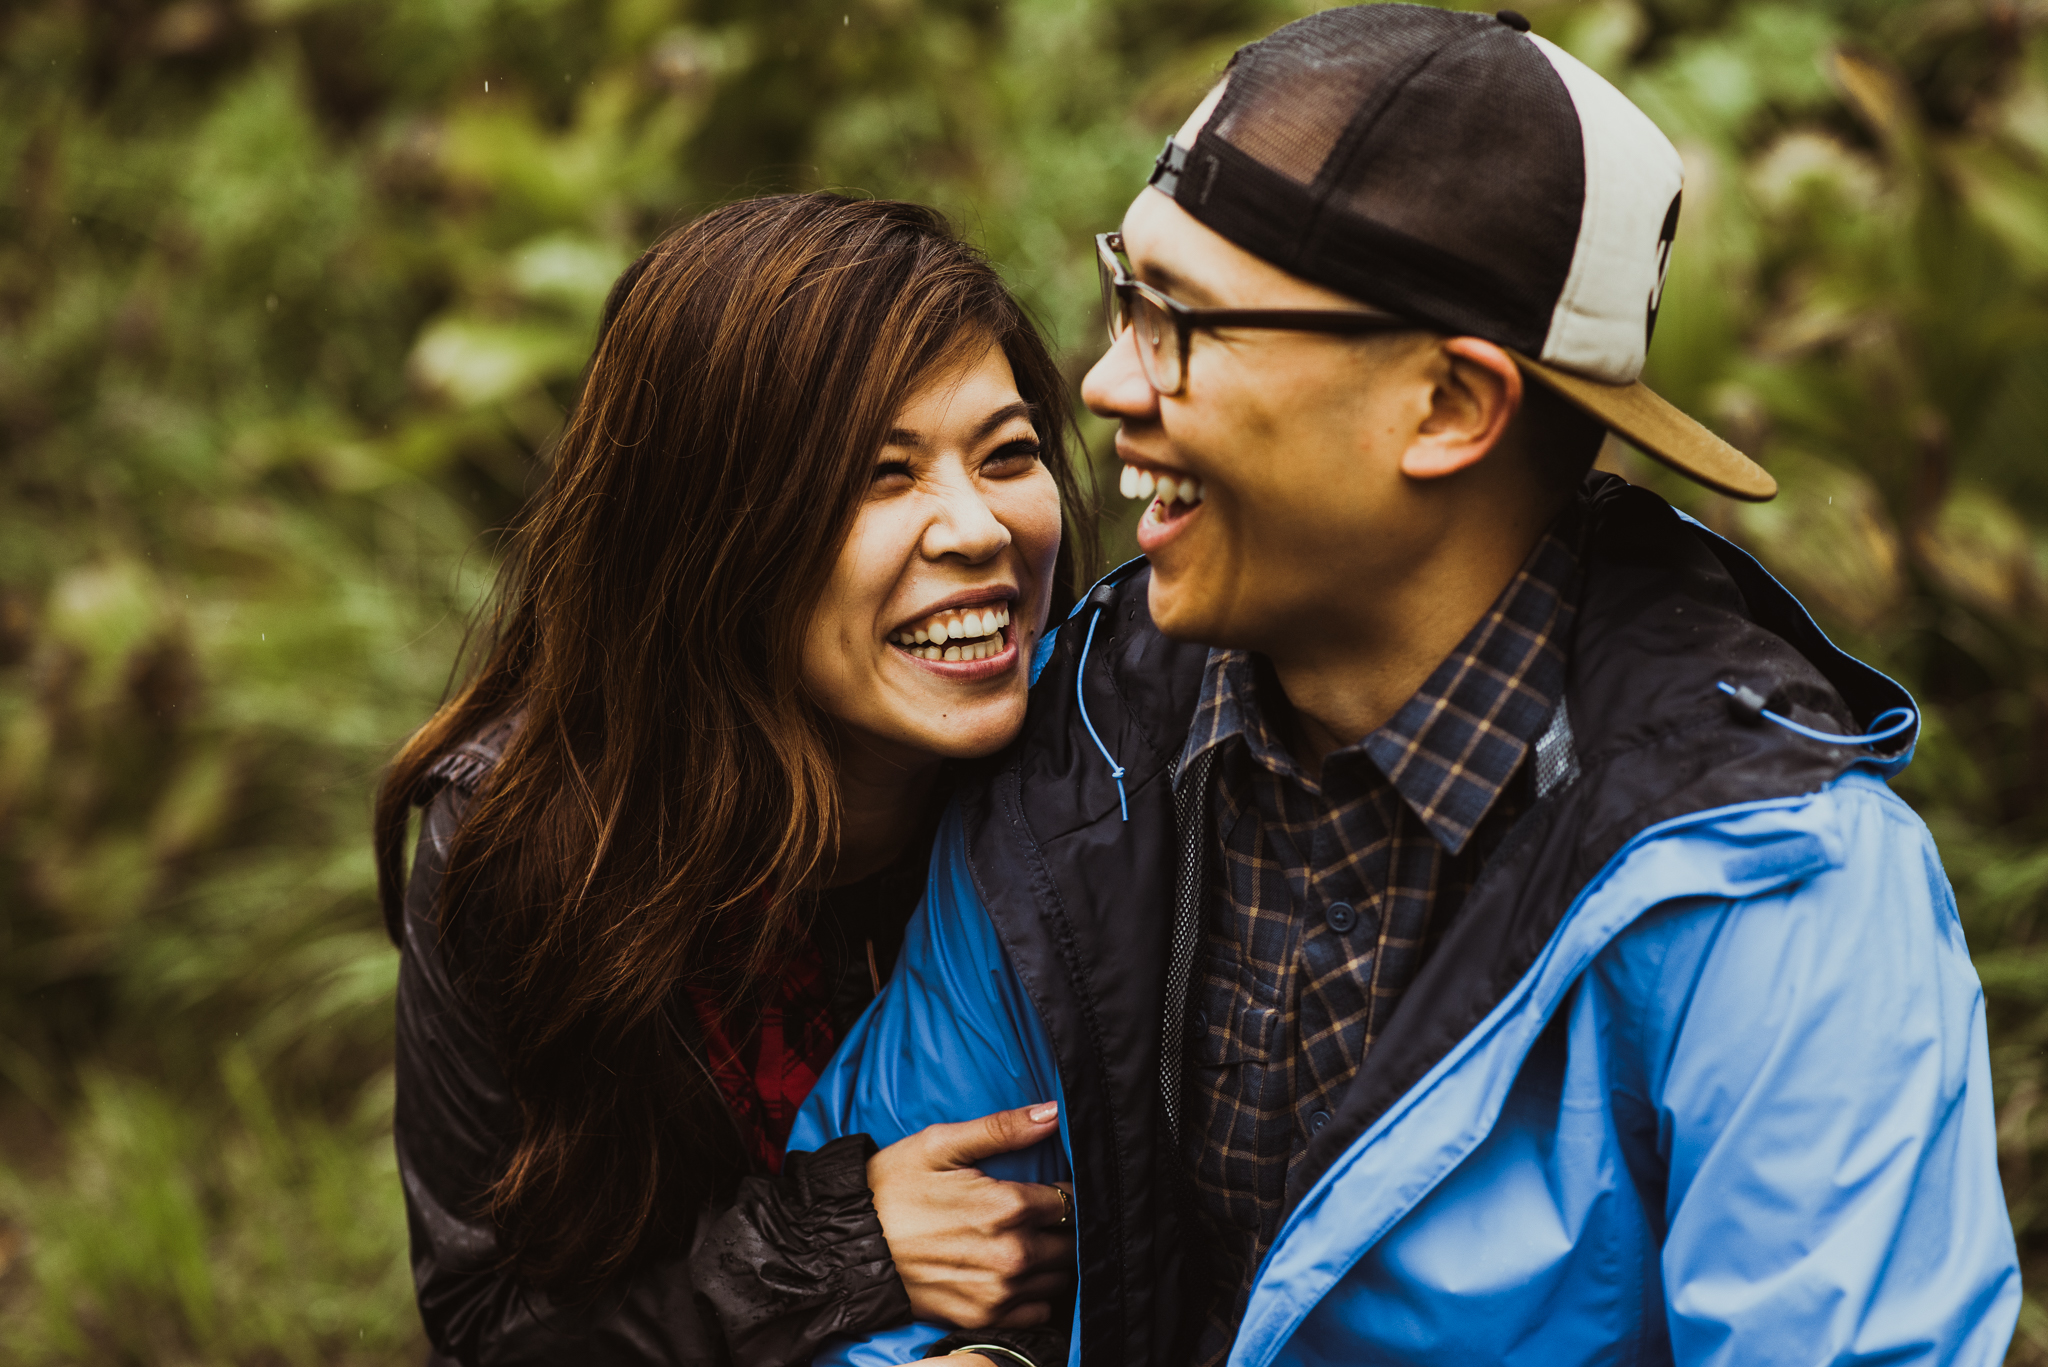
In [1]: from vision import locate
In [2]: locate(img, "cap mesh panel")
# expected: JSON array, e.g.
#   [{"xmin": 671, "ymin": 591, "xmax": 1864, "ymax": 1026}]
[
  {"xmin": 1332, "ymin": 36, "xmax": 1584, "ymax": 301},
  {"xmin": 1207, "ymin": 20, "xmax": 1413, "ymax": 185},
  {"xmin": 1170, "ymin": 4, "xmax": 1584, "ymax": 354}
]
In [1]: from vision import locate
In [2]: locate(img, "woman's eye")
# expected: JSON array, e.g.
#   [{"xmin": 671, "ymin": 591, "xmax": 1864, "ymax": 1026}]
[
  {"xmin": 984, "ymin": 440, "xmax": 1042, "ymax": 473},
  {"xmin": 871, "ymin": 459, "xmax": 914, "ymax": 485}
]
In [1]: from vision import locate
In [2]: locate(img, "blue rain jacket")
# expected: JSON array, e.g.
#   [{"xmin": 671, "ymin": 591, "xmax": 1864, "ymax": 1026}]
[{"xmin": 793, "ymin": 480, "xmax": 2019, "ymax": 1366}]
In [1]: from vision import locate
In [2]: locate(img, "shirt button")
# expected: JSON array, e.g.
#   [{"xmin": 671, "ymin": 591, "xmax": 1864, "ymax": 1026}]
[
  {"xmin": 1310, "ymin": 1110, "xmax": 1331, "ymax": 1134},
  {"xmin": 1326, "ymin": 901, "xmax": 1357, "ymax": 934},
  {"xmin": 1196, "ymin": 1009, "xmax": 1210, "ymax": 1031}
]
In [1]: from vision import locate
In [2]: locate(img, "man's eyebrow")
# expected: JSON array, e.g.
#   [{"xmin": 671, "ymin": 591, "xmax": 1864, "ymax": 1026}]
[
  {"xmin": 882, "ymin": 401, "xmax": 1036, "ymax": 451},
  {"xmin": 1138, "ymin": 259, "xmax": 1222, "ymax": 307},
  {"xmin": 1114, "ymin": 225, "xmax": 1221, "ymax": 307}
]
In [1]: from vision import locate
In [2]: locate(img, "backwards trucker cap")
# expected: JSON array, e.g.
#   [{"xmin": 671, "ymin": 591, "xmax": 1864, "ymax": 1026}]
[{"xmin": 1150, "ymin": 3, "xmax": 1776, "ymax": 501}]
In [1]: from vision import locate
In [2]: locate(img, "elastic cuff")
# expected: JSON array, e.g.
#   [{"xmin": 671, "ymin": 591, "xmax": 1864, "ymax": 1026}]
[{"xmin": 785, "ymin": 1132, "xmax": 881, "ymax": 1204}]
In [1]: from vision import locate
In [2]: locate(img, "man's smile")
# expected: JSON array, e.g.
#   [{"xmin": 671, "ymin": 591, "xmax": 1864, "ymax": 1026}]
[
  {"xmin": 1119, "ymin": 459, "xmax": 1208, "ymax": 555},
  {"xmin": 1117, "ymin": 461, "xmax": 1205, "ymax": 507}
]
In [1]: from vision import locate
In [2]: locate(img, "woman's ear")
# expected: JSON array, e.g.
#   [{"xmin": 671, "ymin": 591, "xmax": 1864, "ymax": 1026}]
[{"xmin": 1399, "ymin": 337, "xmax": 1523, "ymax": 481}]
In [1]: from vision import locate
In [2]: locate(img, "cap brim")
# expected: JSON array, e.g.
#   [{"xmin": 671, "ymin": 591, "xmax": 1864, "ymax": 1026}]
[{"xmin": 1509, "ymin": 351, "xmax": 1777, "ymax": 502}]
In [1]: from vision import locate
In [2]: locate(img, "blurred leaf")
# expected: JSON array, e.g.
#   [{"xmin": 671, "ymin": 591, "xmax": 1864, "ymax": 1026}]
[
  {"xmin": 409, "ymin": 315, "xmax": 590, "ymax": 407},
  {"xmin": 1831, "ymin": 45, "xmax": 1921, "ymax": 157},
  {"xmin": 508, "ymin": 231, "xmax": 633, "ymax": 315},
  {"xmin": 1540, "ymin": 0, "xmax": 1649, "ymax": 78},
  {"xmin": 43, "ymin": 563, "xmax": 161, "ymax": 711},
  {"xmin": 1725, "ymin": 448, "xmax": 1905, "ymax": 632},
  {"xmin": 1918, "ymin": 487, "xmax": 2048, "ymax": 627},
  {"xmin": 1948, "ymin": 141, "xmax": 2048, "ymax": 284}
]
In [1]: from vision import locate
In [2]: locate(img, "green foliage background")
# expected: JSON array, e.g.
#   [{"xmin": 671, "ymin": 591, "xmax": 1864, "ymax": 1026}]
[{"xmin": 2, "ymin": 0, "xmax": 2045, "ymax": 1359}]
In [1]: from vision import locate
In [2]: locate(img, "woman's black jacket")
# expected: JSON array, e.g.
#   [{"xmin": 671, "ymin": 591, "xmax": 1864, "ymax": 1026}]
[{"xmin": 389, "ymin": 730, "xmax": 912, "ymax": 1366}]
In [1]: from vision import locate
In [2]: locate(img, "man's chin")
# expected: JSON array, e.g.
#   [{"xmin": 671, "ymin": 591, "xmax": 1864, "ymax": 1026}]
[{"xmin": 1146, "ymin": 572, "xmax": 1242, "ymax": 648}]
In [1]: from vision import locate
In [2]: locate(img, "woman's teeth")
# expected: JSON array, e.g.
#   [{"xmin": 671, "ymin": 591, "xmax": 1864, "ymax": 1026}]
[
  {"xmin": 1118, "ymin": 463, "xmax": 1204, "ymax": 506},
  {"xmin": 891, "ymin": 604, "xmax": 1011, "ymax": 662}
]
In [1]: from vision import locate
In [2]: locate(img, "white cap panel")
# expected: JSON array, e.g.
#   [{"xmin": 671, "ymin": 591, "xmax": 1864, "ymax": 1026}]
[{"xmin": 1528, "ymin": 35, "xmax": 1685, "ymax": 384}]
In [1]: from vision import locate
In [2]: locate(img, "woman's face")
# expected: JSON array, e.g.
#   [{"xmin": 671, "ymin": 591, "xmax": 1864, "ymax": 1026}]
[{"xmin": 802, "ymin": 336, "xmax": 1063, "ymax": 768}]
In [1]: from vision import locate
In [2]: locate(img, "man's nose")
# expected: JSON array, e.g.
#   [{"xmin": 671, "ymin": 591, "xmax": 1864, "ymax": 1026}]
[{"xmin": 1081, "ymin": 326, "xmax": 1158, "ymax": 422}]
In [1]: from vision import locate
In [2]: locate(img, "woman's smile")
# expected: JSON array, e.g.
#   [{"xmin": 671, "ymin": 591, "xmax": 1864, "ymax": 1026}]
[{"xmin": 889, "ymin": 597, "xmax": 1016, "ymax": 667}]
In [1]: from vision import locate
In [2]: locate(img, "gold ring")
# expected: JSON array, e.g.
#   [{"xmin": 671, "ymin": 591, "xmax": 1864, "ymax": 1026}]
[{"xmin": 1050, "ymin": 1185, "xmax": 1073, "ymax": 1229}]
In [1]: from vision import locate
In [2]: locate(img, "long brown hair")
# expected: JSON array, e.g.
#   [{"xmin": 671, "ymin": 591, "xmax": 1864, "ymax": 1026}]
[{"xmin": 372, "ymin": 194, "xmax": 1093, "ymax": 1296}]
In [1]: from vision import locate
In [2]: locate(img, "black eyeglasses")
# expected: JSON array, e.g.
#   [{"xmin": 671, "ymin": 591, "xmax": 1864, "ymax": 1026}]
[{"xmin": 1096, "ymin": 231, "xmax": 1416, "ymax": 397}]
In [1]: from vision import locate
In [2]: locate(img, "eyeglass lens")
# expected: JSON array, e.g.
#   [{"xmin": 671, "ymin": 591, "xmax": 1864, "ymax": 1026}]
[{"xmin": 1096, "ymin": 242, "xmax": 1183, "ymax": 394}]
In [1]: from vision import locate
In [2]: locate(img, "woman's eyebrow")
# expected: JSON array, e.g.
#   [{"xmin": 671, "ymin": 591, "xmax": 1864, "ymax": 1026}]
[
  {"xmin": 882, "ymin": 401, "xmax": 1036, "ymax": 451},
  {"xmin": 971, "ymin": 401, "xmax": 1035, "ymax": 443}
]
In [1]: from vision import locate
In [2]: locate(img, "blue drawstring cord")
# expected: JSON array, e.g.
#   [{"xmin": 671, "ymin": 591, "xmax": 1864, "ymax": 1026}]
[
  {"xmin": 1716, "ymin": 680, "xmax": 1916, "ymax": 748},
  {"xmin": 1076, "ymin": 604, "xmax": 1128, "ymax": 821}
]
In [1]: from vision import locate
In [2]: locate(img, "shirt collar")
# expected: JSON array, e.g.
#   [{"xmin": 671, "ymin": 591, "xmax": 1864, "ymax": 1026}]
[{"xmin": 1176, "ymin": 512, "xmax": 1582, "ymax": 855}]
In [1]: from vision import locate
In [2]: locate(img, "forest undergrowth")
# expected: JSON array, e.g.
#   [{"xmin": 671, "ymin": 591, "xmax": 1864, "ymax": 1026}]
[{"xmin": 2, "ymin": 0, "xmax": 2046, "ymax": 1360}]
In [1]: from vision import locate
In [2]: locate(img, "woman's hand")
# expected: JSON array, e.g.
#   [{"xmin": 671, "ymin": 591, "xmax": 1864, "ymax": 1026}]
[{"xmin": 867, "ymin": 1102, "xmax": 1074, "ymax": 1329}]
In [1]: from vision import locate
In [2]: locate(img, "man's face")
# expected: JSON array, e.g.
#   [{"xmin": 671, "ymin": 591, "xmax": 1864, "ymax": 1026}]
[{"xmin": 1081, "ymin": 187, "xmax": 1443, "ymax": 656}]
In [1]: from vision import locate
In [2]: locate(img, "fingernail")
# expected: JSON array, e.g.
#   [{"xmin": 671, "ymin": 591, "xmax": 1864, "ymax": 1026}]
[{"xmin": 1029, "ymin": 1102, "xmax": 1058, "ymax": 1123}]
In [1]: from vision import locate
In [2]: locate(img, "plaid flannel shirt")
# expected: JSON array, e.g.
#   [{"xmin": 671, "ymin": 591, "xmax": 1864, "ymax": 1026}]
[{"xmin": 1177, "ymin": 521, "xmax": 1581, "ymax": 1366}]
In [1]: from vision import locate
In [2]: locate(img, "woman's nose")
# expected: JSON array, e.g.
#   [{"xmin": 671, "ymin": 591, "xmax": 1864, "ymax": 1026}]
[
  {"xmin": 1081, "ymin": 326, "xmax": 1158, "ymax": 421},
  {"xmin": 922, "ymin": 475, "xmax": 1011, "ymax": 564}
]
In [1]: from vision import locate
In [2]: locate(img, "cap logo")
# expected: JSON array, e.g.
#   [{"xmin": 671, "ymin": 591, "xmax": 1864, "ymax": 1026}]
[{"xmin": 1646, "ymin": 191, "xmax": 1680, "ymax": 347}]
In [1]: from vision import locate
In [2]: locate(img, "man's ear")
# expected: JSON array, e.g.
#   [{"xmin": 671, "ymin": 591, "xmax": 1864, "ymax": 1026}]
[{"xmin": 1399, "ymin": 338, "xmax": 1522, "ymax": 481}]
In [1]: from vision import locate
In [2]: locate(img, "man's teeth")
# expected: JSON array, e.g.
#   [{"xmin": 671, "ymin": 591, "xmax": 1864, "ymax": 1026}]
[
  {"xmin": 890, "ymin": 604, "xmax": 1011, "ymax": 661},
  {"xmin": 1118, "ymin": 464, "xmax": 1205, "ymax": 506}
]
